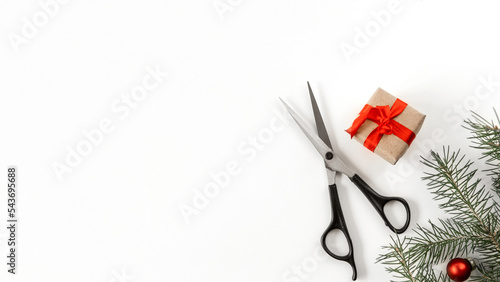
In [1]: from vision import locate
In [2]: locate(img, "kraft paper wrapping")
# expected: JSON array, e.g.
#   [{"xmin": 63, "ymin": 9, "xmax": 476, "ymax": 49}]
[{"xmin": 352, "ymin": 88, "xmax": 426, "ymax": 165}]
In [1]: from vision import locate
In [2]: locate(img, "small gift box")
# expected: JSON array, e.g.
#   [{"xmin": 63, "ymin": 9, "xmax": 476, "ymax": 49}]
[{"xmin": 346, "ymin": 88, "xmax": 425, "ymax": 165}]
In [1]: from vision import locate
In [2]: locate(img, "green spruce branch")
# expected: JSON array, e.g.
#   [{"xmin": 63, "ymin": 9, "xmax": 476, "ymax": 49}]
[
  {"xmin": 465, "ymin": 110, "xmax": 500, "ymax": 197},
  {"xmin": 411, "ymin": 219, "xmax": 483, "ymax": 265},
  {"xmin": 377, "ymin": 110, "xmax": 500, "ymax": 281}
]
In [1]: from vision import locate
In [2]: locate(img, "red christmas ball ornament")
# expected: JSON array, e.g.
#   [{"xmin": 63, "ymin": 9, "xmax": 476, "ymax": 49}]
[{"xmin": 446, "ymin": 258, "xmax": 476, "ymax": 281}]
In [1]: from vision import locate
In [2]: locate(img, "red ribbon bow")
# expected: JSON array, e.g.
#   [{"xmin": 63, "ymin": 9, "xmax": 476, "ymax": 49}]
[{"xmin": 346, "ymin": 99, "xmax": 415, "ymax": 152}]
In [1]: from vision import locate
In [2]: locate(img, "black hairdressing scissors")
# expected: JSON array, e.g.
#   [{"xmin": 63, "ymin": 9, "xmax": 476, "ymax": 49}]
[{"xmin": 280, "ymin": 83, "xmax": 410, "ymax": 281}]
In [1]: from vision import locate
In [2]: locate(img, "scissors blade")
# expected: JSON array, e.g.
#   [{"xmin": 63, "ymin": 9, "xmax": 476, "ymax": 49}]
[
  {"xmin": 279, "ymin": 98, "xmax": 332, "ymax": 161},
  {"xmin": 280, "ymin": 97, "xmax": 355, "ymax": 179},
  {"xmin": 308, "ymin": 82, "xmax": 333, "ymax": 150}
]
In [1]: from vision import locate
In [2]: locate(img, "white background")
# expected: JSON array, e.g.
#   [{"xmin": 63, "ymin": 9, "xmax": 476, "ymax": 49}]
[{"xmin": 1, "ymin": 0, "xmax": 500, "ymax": 281}]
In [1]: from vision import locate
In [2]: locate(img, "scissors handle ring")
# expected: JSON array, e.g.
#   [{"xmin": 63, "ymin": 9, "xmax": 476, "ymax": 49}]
[
  {"xmin": 350, "ymin": 174, "xmax": 411, "ymax": 234},
  {"xmin": 321, "ymin": 184, "xmax": 358, "ymax": 281}
]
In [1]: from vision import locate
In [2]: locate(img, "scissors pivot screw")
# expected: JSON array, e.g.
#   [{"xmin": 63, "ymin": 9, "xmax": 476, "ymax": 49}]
[{"xmin": 325, "ymin": 152, "xmax": 333, "ymax": 160}]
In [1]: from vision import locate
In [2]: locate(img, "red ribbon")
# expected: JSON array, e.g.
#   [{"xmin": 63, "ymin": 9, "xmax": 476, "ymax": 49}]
[{"xmin": 346, "ymin": 99, "xmax": 416, "ymax": 152}]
